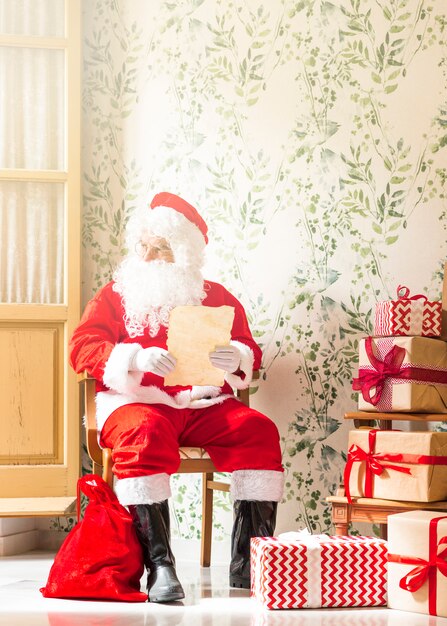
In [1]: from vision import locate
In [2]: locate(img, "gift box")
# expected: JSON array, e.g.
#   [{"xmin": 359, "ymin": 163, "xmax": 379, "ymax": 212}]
[
  {"xmin": 352, "ymin": 336, "xmax": 447, "ymax": 412},
  {"xmin": 344, "ymin": 429, "xmax": 447, "ymax": 503},
  {"xmin": 388, "ymin": 510, "xmax": 447, "ymax": 616},
  {"xmin": 251, "ymin": 532, "xmax": 387, "ymax": 609},
  {"xmin": 374, "ymin": 286, "xmax": 442, "ymax": 338}
]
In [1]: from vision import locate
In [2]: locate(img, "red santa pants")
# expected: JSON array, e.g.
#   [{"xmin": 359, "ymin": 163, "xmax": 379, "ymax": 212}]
[{"xmin": 100, "ymin": 398, "xmax": 283, "ymax": 505}]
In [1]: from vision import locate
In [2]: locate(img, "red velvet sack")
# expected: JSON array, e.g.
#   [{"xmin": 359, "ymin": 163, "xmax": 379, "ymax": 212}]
[{"xmin": 40, "ymin": 475, "xmax": 147, "ymax": 602}]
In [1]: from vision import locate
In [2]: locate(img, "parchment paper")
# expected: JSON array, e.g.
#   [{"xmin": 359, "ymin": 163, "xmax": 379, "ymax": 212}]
[{"xmin": 165, "ymin": 305, "xmax": 235, "ymax": 386}]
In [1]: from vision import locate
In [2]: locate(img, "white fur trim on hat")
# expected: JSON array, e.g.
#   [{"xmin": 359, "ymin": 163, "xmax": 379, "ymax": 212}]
[
  {"xmin": 224, "ymin": 340, "xmax": 255, "ymax": 390},
  {"xmin": 230, "ymin": 469, "xmax": 284, "ymax": 502},
  {"xmin": 126, "ymin": 205, "xmax": 206, "ymax": 269},
  {"xmin": 102, "ymin": 343, "xmax": 143, "ymax": 394},
  {"xmin": 148, "ymin": 204, "xmax": 205, "ymax": 242},
  {"xmin": 114, "ymin": 473, "xmax": 171, "ymax": 505}
]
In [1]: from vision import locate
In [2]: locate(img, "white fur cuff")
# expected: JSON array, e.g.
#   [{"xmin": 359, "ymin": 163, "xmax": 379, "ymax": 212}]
[
  {"xmin": 103, "ymin": 342, "xmax": 143, "ymax": 394},
  {"xmin": 114, "ymin": 473, "xmax": 171, "ymax": 505},
  {"xmin": 230, "ymin": 469, "xmax": 284, "ymax": 502},
  {"xmin": 225, "ymin": 340, "xmax": 255, "ymax": 390}
]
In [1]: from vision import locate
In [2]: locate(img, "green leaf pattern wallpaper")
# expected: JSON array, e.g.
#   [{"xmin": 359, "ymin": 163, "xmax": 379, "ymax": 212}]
[{"xmin": 81, "ymin": 0, "xmax": 447, "ymax": 538}]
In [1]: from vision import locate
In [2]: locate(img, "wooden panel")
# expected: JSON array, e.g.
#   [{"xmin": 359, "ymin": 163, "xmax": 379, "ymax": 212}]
[
  {"xmin": 0, "ymin": 465, "xmax": 75, "ymax": 498},
  {"xmin": 0, "ymin": 170, "xmax": 67, "ymax": 182},
  {"xmin": 0, "ymin": 35, "xmax": 67, "ymax": 49},
  {"xmin": 0, "ymin": 497, "xmax": 76, "ymax": 517},
  {"xmin": 0, "ymin": 304, "xmax": 67, "ymax": 320},
  {"xmin": 0, "ymin": 0, "xmax": 81, "ymax": 506},
  {"xmin": 0, "ymin": 324, "xmax": 62, "ymax": 463}
]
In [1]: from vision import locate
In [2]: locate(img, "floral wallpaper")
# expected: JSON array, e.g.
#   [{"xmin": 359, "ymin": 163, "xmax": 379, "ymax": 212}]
[{"xmin": 81, "ymin": 0, "xmax": 447, "ymax": 539}]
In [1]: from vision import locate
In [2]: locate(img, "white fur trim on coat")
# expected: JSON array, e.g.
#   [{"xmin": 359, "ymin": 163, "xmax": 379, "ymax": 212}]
[
  {"xmin": 103, "ymin": 343, "xmax": 143, "ymax": 394},
  {"xmin": 230, "ymin": 469, "xmax": 284, "ymax": 502},
  {"xmin": 95, "ymin": 388, "xmax": 234, "ymax": 433},
  {"xmin": 224, "ymin": 340, "xmax": 255, "ymax": 390},
  {"xmin": 114, "ymin": 473, "xmax": 171, "ymax": 505}
]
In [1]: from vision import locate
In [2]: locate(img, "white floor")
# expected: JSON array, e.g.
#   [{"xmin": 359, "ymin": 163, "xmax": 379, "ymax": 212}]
[{"xmin": 0, "ymin": 550, "xmax": 446, "ymax": 626}]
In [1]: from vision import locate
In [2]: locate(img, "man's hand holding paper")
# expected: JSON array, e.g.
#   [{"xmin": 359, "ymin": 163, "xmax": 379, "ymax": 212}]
[{"xmin": 209, "ymin": 345, "xmax": 241, "ymax": 374}]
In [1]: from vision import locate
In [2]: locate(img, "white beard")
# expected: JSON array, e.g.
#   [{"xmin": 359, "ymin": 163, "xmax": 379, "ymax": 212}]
[{"xmin": 113, "ymin": 256, "xmax": 206, "ymax": 338}]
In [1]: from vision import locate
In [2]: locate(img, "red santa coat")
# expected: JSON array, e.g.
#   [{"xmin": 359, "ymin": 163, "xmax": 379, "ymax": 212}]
[{"xmin": 69, "ymin": 280, "xmax": 261, "ymax": 433}]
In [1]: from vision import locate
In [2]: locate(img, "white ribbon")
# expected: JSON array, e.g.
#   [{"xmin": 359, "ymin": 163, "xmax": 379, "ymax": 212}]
[
  {"xmin": 408, "ymin": 301, "xmax": 424, "ymax": 335},
  {"xmin": 278, "ymin": 529, "xmax": 324, "ymax": 607}
]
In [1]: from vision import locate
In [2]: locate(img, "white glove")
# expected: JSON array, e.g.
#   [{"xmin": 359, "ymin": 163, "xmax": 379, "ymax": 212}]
[
  {"xmin": 209, "ymin": 345, "xmax": 241, "ymax": 374},
  {"xmin": 130, "ymin": 347, "xmax": 176, "ymax": 377}
]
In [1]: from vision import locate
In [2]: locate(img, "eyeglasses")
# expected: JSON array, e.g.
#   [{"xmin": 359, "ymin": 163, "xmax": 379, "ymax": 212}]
[{"xmin": 135, "ymin": 239, "xmax": 172, "ymax": 257}]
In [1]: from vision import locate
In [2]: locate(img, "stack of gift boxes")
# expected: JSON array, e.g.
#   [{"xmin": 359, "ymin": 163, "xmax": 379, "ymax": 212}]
[{"xmin": 251, "ymin": 286, "xmax": 447, "ymax": 617}]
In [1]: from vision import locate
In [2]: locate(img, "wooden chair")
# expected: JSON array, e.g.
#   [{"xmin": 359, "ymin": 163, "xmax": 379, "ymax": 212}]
[{"xmin": 78, "ymin": 370, "xmax": 259, "ymax": 567}]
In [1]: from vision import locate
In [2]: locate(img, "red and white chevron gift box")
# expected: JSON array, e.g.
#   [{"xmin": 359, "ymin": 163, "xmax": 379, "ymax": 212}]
[
  {"xmin": 251, "ymin": 532, "xmax": 387, "ymax": 610},
  {"xmin": 374, "ymin": 286, "xmax": 441, "ymax": 337}
]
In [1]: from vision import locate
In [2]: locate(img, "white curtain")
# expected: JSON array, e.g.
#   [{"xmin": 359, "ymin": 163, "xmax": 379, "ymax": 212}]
[
  {"xmin": 0, "ymin": 182, "xmax": 64, "ymax": 304},
  {"xmin": 0, "ymin": 0, "xmax": 64, "ymax": 37},
  {"xmin": 0, "ymin": 1, "xmax": 65, "ymax": 304}
]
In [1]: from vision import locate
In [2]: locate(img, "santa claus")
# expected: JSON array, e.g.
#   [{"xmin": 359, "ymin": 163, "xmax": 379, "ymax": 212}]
[{"xmin": 69, "ymin": 192, "xmax": 284, "ymax": 602}]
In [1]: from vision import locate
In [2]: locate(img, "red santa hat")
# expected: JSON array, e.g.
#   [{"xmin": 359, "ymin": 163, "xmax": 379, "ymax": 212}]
[{"xmin": 150, "ymin": 192, "xmax": 208, "ymax": 244}]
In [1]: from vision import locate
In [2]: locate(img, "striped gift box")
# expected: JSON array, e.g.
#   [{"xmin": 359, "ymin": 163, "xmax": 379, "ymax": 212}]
[
  {"xmin": 374, "ymin": 287, "xmax": 441, "ymax": 338},
  {"xmin": 251, "ymin": 533, "xmax": 387, "ymax": 610}
]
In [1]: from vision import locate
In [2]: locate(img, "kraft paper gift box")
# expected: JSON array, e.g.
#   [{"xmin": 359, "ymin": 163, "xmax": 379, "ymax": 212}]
[
  {"xmin": 250, "ymin": 531, "xmax": 387, "ymax": 610},
  {"xmin": 388, "ymin": 511, "xmax": 447, "ymax": 617},
  {"xmin": 344, "ymin": 429, "xmax": 447, "ymax": 503},
  {"xmin": 374, "ymin": 286, "xmax": 442, "ymax": 338},
  {"xmin": 353, "ymin": 336, "xmax": 447, "ymax": 413}
]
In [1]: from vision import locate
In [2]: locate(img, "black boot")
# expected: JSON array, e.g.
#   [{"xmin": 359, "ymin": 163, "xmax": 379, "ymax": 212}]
[
  {"xmin": 129, "ymin": 501, "xmax": 185, "ymax": 603},
  {"xmin": 229, "ymin": 500, "xmax": 278, "ymax": 589}
]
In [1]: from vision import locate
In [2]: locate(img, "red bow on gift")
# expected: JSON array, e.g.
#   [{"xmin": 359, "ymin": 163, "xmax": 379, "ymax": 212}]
[
  {"xmin": 352, "ymin": 337, "xmax": 406, "ymax": 405},
  {"xmin": 352, "ymin": 336, "xmax": 447, "ymax": 407},
  {"xmin": 343, "ymin": 430, "xmax": 412, "ymax": 503},
  {"xmin": 389, "ymin": 516, "xmax": 447, "ymax": 616},
  {"xmin": 397, "ymin": 285, "xmax": 428, "ymax": 302}
]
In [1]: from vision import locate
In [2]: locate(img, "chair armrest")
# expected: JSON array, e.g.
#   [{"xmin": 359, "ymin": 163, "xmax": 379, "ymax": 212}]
[
  {"xmin": 77, "ymin": 371, "xmax": 103, "ymax": 466},
  {"xmin": 236, "ymin": 370, "xmax": 259, "ymax": 407}
]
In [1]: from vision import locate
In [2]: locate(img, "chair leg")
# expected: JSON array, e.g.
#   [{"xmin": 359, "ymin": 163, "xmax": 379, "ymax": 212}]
[
  {"xmin": 102, "ymin": 448, "xmax": 113, "ymax": 488},
  {"xmin": 201, "ymin": 472, "xmax": 214, "ymax": 567},
  {"xmin": 92, "ymin": 461, "xmax": 102, "ymax": 476}
]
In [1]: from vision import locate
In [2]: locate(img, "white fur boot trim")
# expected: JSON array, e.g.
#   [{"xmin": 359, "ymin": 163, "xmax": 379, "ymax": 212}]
[
  {"xmin": 230, "ymin": 469, "xmax": 284, "ymax": 502},
  {"xmin": 114, "ymin": 473, "xmax": 171, "ymax": 505}
]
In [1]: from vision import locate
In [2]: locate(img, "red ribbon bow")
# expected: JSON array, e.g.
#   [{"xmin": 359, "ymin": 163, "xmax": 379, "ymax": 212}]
[
  {"xmin": 352, "ymin": 336, "xmax": 447, "ymax": 407},
  {"xmin": 352, "ymin": 337, "xmax": 406, "ymax": 405},
  {"xmin": 397, "ymin": 285, "xmax": 428, "ymax": 302},
  {"xmin": 388, "ymin": 516, "xmax": 447, "ymax": 616},
  {"xmin": 344, "ymin": 430, "xmax": 412, "ymax": 503}
]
